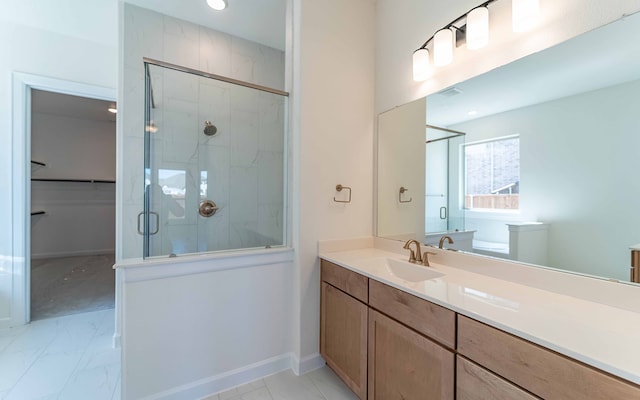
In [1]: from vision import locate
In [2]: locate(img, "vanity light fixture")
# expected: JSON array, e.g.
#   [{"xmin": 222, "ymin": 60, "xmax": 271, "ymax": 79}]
[
  {"xmin": 412, "ymin": 0, "xmax": 541, "ymax": 82},
  {"xmin": 512, "ymin": 0, "xmax": 540, "ymax": 32},
  {"xmin": 412, "ymin": 48, "xmax": 431, "ymax": 81},
  {"xmin": 206, "ymin": 0, "xmax": 228, "ymax": 11},
  {"xmin": 433, "ymin": 28, "xmax": 454, "ymax": 66},
  {"xmin": 466, "ymin": 6, "xmax": 490, "ymax": 50}
]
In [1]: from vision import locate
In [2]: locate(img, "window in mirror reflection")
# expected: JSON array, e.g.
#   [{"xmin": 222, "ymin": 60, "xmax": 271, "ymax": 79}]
[{"xmin": 464, "ymin": 136, "xmax": 520, "ymax": 210}]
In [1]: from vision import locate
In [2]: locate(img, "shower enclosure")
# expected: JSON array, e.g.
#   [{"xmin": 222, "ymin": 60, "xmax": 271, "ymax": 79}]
[
  {"xmin": 425, "ymin": 124, "xmax": 465, "ymax": 234},
  {"xmin": 142, "ymin": 59, "xmax": 287, "ymax": 258}
]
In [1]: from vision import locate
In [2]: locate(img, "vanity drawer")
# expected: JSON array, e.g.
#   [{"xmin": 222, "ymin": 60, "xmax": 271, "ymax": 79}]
[
  {"xmin": 457, "ymin": 315, "xmax": 640, "ymax": 400},
  {"xmin": 368, "ymin": 279, "xmax": 455, "ymax": 348},
  {"xmin": 321, "ymin": 260, "xmax": 368, "ymax": 303},
  {"xmin": 456, "ymin": 356, "xmax": 537, "ymax": 400}
]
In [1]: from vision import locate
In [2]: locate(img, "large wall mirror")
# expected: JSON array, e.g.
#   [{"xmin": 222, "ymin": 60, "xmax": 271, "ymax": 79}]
[{"xmin": 377, "ymin": 11, "xmax": 640, "ymax": 282}]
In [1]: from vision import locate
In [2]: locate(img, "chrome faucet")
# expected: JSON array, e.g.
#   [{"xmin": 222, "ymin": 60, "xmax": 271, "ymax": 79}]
[
  {"xmin": 403, "ymin": 239, "xmax": 422, "ymax": 264},
  {"xmin": 438, "ymin": 235, "xmax": 454, "ymax": 249}
]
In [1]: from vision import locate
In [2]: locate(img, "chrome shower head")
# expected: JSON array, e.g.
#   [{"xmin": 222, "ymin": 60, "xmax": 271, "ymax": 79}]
[{"xmin": 203, "ymin": 121, "xmax": 218, "ymax": 136}]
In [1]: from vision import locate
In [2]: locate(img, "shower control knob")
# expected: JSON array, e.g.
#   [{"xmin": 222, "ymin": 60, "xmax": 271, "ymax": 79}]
[{"xmin": 199, "ymin": 200, "xmax": 218, "ymax": 217}]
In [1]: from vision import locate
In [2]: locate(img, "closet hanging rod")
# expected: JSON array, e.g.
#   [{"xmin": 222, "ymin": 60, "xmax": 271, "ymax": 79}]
[
  {"xmin": 31, "ymin": 160, "xmax": 46, "ymax": 166},
  {"xmin": 31, "ymin": 178, "xmax": 116, "ymax": 184},
  {"xmin": 31, "ymin": 210, "xmax": 46, "ymax": 216}
]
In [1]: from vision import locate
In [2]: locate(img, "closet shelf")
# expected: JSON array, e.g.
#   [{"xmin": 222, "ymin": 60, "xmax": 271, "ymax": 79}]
[
  {"xmin": 31, "ymin": 210, "xmax": 46, "ymax": 216},
  {"xmin": 31, "ymin": 160, "xmax": 46, "ymax": 166},
  {"xmin": 31, "ymin": 178, "xmax": 116, "ymax": 184}
]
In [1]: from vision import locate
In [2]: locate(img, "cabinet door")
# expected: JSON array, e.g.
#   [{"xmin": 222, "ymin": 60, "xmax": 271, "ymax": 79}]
[
  {"xmin": 320, "ymin": 282, "xmax": 368, "ymax": 399},
  {"xmin": 368, "ymin": 309, "xmax": 454, "ymax": 400},
  {"xmin": 457, "ymin": 356, "xmax": 538, "ymax": 400}
]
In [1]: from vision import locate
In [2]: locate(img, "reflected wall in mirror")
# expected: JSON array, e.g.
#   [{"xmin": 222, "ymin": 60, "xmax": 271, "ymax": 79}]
[
  {"xmin": 377, "ymin": 11, "xmax": 640, "ymax": 282},
  {"xmin": 377, "ymin": 98, "xmax": 426, "ymax": 241}
]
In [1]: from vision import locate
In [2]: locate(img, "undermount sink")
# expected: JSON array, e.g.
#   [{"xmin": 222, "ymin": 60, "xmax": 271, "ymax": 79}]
[{"xmin": 368, "ymin": 257, "xmax": 444, "ymax": 282}]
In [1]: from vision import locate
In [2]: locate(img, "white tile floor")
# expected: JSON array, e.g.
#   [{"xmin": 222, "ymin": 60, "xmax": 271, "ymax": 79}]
[
  {"xmin": 0, "ymin": 309, "xmax": 120, "ymax": 400},
  {"xmin": 203, "ymin": 366, "xmax": 358, "ymax": 400},
  {"xmin": 0, "ymin": 308, "xmax": 356, "ymax": 400}
]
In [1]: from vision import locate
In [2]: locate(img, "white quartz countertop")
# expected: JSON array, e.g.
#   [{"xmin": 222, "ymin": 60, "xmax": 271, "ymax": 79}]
[{"xmin": 319, "ymin": 247, "xmax": 640, "ymax": 385}]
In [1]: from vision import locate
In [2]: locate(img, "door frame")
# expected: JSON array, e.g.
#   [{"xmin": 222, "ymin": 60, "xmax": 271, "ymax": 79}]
[{"xmin": 10, "ymin": 72, "xmax": 116, "ymax": 327}]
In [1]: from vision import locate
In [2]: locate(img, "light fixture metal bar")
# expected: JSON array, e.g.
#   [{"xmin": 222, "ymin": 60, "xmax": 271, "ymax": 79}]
[
  {"xmin": 416, "ymin": 0, "xmax": 498, "ymax": 50},
  {"xmin": 143, "ymin": 57, "xmax": 289, "ymax": 97}
]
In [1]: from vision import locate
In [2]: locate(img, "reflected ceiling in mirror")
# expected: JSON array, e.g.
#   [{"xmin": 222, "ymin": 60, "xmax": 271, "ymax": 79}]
[{"xmin": 428, "ymin": 12, "xmax": 640, "ymax": 126}]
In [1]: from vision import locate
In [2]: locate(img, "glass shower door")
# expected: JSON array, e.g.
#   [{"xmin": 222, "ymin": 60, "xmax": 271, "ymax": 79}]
[
  {"xmin": 425, "ymin": 125, "xmax": 465, "ymax": 234},
  {"xmin": 425, "ymin": 139, "xmax": 449, "ymax": 233},
  {"xmin": 143, "ymin": 61, "xmax": 286, "ymax": 258}
]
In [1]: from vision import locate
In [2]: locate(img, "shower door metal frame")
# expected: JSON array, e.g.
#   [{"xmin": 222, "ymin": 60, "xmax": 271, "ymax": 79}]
[{"xmin": 144, "ymin": 58, "xmax": 289, "ymax": 96}]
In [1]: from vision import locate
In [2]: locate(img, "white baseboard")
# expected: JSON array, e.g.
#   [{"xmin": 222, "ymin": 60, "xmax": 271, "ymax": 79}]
[
  {"xmin": 31, "ymin": 248, "xmax": 115, "ymax": 259},
  {"xmin": 141, "ymin": 353, "xmax": 294, "ymax": 400},
  {"xmin": 291, "ymin": 352, "xmax": 325, "ymax": 376}
]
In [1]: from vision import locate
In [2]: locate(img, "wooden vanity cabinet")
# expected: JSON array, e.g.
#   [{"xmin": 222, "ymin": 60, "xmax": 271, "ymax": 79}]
[
  {"xmin": 457, "ymin": 315, "xmax": 640, "ymax": 400},
  {"xmin": 368, "ymin": 309, "xmax": 454, "ymax": 400},
  {"xmin": 368, "ymin": 280, "xmax": 455, "ymax": 400},
  {"xmin": 320, "ymin": 261, "xmax": 368, "ymax": 399},
  {"xmin": 322, "ymin": 259, "xmax": 640, "ymax": 400},
  {"xmin": 320, "ymin": 260, "xmax": 456, "ymax": 400}
]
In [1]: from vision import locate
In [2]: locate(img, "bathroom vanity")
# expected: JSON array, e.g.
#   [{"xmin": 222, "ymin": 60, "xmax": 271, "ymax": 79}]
[{"xmin": 319, "ymin": 240, "xmax": 640, "ymax": 400}]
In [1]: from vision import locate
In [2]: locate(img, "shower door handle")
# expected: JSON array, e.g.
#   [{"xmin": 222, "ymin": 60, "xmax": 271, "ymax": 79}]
[
  {"xmin": 440, "ymin": 207, "xmax": 448, "ymax": 220},
  {"xmin": 137, "ymin": 211, "xmax": 160, "ymax": 235}
]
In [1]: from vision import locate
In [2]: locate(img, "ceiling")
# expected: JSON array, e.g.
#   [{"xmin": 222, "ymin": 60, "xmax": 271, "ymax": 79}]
[
  {"xmin": 125, "ymin": 0, "xmax": 287, "ymax": 50},
  {"xmin": 427, "ymin": 11, "xmax": 640, "ymax": 126},
  {"xmin": 31, "ymin": 90, "xmax": 117, "ymax": 123}
]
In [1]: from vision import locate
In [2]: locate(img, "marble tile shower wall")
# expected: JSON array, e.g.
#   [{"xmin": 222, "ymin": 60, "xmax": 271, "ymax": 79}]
[{"xmin": 122, "ymin": 4, "xmax": 285, "ymax": 259}]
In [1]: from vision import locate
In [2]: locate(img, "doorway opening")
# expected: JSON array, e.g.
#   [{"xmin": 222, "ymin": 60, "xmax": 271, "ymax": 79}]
[{"xmin": 29, "ymin": 89, "xmax": 116, "ymax": 321}]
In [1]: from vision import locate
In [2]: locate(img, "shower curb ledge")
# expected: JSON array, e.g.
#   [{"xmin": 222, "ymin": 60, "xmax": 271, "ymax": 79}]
[{"xmin": 114, "ymin": 247, "xmax": 294, "ymax": 282}]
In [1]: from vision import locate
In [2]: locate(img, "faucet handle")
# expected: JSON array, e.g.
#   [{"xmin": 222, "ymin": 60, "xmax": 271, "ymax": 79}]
[{"xmin": 422, "ymin": 251, "xmax": 437, "ymax": 267}]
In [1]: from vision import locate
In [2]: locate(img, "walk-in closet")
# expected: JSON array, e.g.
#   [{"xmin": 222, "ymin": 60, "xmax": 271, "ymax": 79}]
[{"xmin": 30, "ymin": 89, "xmax": 116, "ymax": 320}]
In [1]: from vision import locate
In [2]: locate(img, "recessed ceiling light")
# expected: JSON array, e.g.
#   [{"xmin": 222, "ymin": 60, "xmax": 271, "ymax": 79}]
[
  {"xmin": 467, "ymin": 110, "xmax": 478, "ymax": 116},
  {"xmin": 108, "ymin": 107, "xmax": 117, "ymax": 114},
  {"xmin": 207, "ymin": 0, "xmax": 228, "ymax": 10}
]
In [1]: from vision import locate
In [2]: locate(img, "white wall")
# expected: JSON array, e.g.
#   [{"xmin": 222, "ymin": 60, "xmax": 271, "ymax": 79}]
[
  {"xmin": 292, "ymin": 0, "xmax": 376, "ymax": 364},
  {"xmin": 377, "ymin": 98, "xmax": 426, "ymax": 239},
  {"xmin": 452, "ymin": 80, "xmax": 640, "ymax": 280},
  {"xmin": 120, "ymin": 253, "xmax": 293, "ymax": 399},
  {"xmin": 375, "ymin": 0, "xmax": 640, "ymax": 114},
  {"xmin": 0, "ymin": 0, "xmax": 117, "ymax": 327},
  {"xmin": 31, "ymin": 111, "xmax": 116, "ymax": 258}
]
